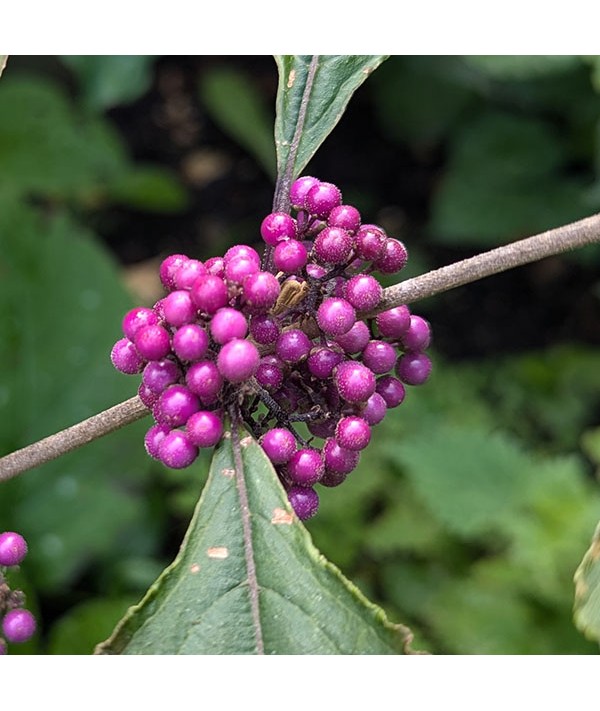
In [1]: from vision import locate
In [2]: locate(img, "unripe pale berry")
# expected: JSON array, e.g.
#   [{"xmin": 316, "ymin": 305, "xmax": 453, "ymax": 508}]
[
  {"xmin": 2, "ymin": 609, "xmax": 36, "ymax": 644},
  {"xmin": 0, "ymin": 532, "xmax": 28, "ymax": 567}
]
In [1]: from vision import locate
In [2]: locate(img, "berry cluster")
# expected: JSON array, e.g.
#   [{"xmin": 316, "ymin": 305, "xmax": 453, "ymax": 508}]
[
  {"xmin": 111, "ymin": 177, "xmax": 431, "ymax": 520},
  {"xmin": 0, "ymin": 532, "xmax": 36, "ymax": 653}
]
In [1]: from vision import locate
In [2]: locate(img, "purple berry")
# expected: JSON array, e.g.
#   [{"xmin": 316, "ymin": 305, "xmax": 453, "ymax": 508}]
[
  {"xmin": 260, "ymin": 428, "xmax": 297, "ymax": 465},
  {"xmin": 2, "ymin": 609, "xmax": 36, "ymax": 644},
  {"xmin": 322, "ymin": 438, "xmax": 360, "ymax": 476},
  {"xmin": 376, "ymin": 306, "xmax": 411, "ymax": 339},
  {"xmin": 316, "ymin": 298, "xmax": 356, "ymax": 336},
  {"xmin": 335, "ymin": 416, "xmax": 371, "ymax": 451},
  {"xmin": 210, "ymin": 307, "xmax": 248, "ymax": 344},
  {"xmin": 261, "ymin": 212, "xmax": 297, "ymax": 245},
  {"xmin": 357, "ymin": 392, "xmax": 388, "ymax": 425},
  {"xmin": 355, "ymin": 225, "xmax": 386, "ymax": 261},
  {"xmin": 111, "ymin": 338, "xmax": 145, "ymax": 375},
  {"xmin": 134, "ymin": 324, "xmax": 171, "ymax": 361},
  {"xmin": 186, "ymin": 361, "xmax": 223, "ymax": 403},
  {"xmin": 0, "ymin": 532, "xmax": 28, "ymax": 567},
  {"xmin": 143, "ymin": 358, "xmax": 182, "ymax": 394},
  {"xmin": 224, "ymin": 255, "xmax": 260, "ymax": 285},
  {"xmin": 396, "ymin": 352, "xmax": 432, "ymax": 386},
  {"xmin": 334, "ymin": 320, "xmax": 371, "ymax": 354},
  {"xmin": 334, "ymin": 361, "xmax": 376, "ymax": 404},
  {"xmin": 313, "ymin": 226, "xmax": 353, "ymax": 265},
  {"xmin": 191, "ymin": 274, "xmax": 229, "ymax": 314},
  {"xmin": 290, "ymin": 176, "xmax": 320, "ymax": 209},
  {"xmin": 217, "ymin": 338, "xmax": 260, "ymax": 383},
  {"xmin": 138, "ymin": 382, "xmax": 159, "ymax": 408},
  {"xmin": 374, "ymin": 238, "xmax": 408, "ymax": 274},
  {"xmin": 242, "ymin": 271, "xmax": 281, "ymax": 313},
  {"xmin": 307, "ymin": 346, "xmax": 344, "ymax": 379},
  {"xmin": 287, "ymin": 449, "xmax": 324, "ymax": 486},
  {"xmin": 273, "ymin": 239, "xmax": 308, "ymax": 273},
  {"xmin": 343, "ymin": 274, "xmax": 382, "ymax": 311},
  {"xmin": 256, "ymin": 358, "xmax": 284, "ymax": 391},
  {"xmin": 400, "ymin": 315, "xmax": 432, "ymax": 351},
  {"xmin": 305, "ymin": 181, "xmax": 342, "ymax": 219},
  {"xmin": 186, "ymin": 411, "xmax": 224, "ymax": 448},
  {"xmin": 159, "ymin": 254, "xmax": 189, "ymax": 291},
  {"xmin": 288, "ymin": 486, "xmax": 319, "ymax": 520},
  {"xmin": 205, "ymin": 256, "xmax": 225, "ymax": 278},
  {"xmin": 224, "ymin": 244, "xmax": 261, "ymax": 265},
  {"xmin": 362, "ymin": 340, "xmax": 397, "ymax": 374},
  {"xmin": 173, "ymin": 259, "xmax": 206, "ymax": 290},
  {"xmin": 249, "ymin": 314, "xmax": 280, "ymax": 345},
  {"xmin": 327, "ymin": 204, "xmax": 361, "ymax": 233},
  {"xmin": 172, "ymin": 324, "xmax": 209, "ymax": 361},
  {"xmin": 275, "ymin": 329, "xmax": 312, "ymax": 364},
  {"xmin": 155, "ymin": 385, "xmax": 200, "ymax": 427},
  {"xmin": 376, "ymin": 375, "xmax": 406, "ymax": 407},
  {"xmin": 162, "ymin": 290, "xmax": 197, "ymax": 327},
  {"xmin": 306, "ymin": 263, "xmax": 327, "ymax": 280},
  {"xmin": 144, "ymin": 423, "xmax": 171, "ymax": 460},
  {"xmin": 122, "ymin": 307, "xmax": 158, "ymax": 341},
  {"xmin": 157, "ymin": 430, "xmax": 199, "ymax": 469}
]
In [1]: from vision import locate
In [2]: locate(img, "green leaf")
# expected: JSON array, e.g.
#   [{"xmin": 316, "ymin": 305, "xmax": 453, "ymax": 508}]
[
  {"xmin": 463, "ymin": 56, "xmax": 580, "ymax": 80},
  {"xmin": 107, "ymin": 165, "xmax": 188, "ymax": 212},
  {"xmin": 61, "ymin": 56, "xmax": 156, "ymax": 111},
  {"xmin": 200, "ymin": 66, "xmax": 276, "ymax": 179},
  {"xmin": 574, "ymin": 523, "xmax": 600, "ymax": 643},
  {"xmin": 97, "ymin": 428, "xmax": 415, "ymax": 654},
  {"xmin": 0, "ymin": 201, "xmax": 155, "ymax": 590},
  {"xmin": 274, "ymin": 55, "xmax": 388, "ymax": 182}
]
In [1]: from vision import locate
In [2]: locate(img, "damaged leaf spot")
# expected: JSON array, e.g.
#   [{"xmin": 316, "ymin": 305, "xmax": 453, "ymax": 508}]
[
  {"xmin": 240, "ymin": 436, "xmax": 252, "ymax": 448},
  {"xmin": 222, "ymin": 467, "xmax": 235, "ymax": 478},
  {"xmin": 287, "ymin": 69, "xmax": 296, "ymax": 89},
  {"xmin": 190, "ymin": 563, "xmax": 201, "ymax": 574},
  {"xmin": 271, "ymin": 507, "xmax": 293, "ymax": 525},
  {"xmin": 207, "ymin": 546, "xmax": 229, "ymax": 559}
]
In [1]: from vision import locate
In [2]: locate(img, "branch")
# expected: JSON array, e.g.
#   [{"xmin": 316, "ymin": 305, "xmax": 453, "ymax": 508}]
[{"xmin": 2, "ymin": 211, "xmax": 600, "ymax": 481}]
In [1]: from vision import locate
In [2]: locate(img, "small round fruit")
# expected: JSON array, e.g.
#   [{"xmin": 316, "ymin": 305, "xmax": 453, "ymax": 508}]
[
  {"xmin": 2, "ymin": 609, "xmax": 36, "ymax": 644},
  {"xmin": 0, "ymin": 532, "xmax": 28, "ymax": 567}
]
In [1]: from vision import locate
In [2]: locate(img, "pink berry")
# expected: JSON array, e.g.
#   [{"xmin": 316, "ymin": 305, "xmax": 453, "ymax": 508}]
[
  {"xmin": 287, "ymin": 449, "xmax": 324, "ymax": 486},
  {"xmin": 316, "ymin": 297, "xmax": 356, "ymax": 336},
  {"xmin": 186, "ymin": 411, "xmax": 224, "ymax": 448},
  {"xmin": 343, "ymin": 274, "xmax": 383, "ymax": 311},
  {"xmin": 172, "ymin": 324, "xmax": 209, "ymax": 361},
  {"xmin": 261, "ymin": 212, "xmax": 297, "ymax": 245},
  {"xmin": 186, "ymin": 361, "xmax": 223, "ymax": 403},
  {"xmin": 376, "ymin": 306, "xmax": 411, "ymax": 339},
  {"xmin": 355, "ymin": 225, "xmax": 386, "ymax": 262},
  {"xmin": 134, "ymin": 324, "xmax": 171, "ymax": 361},
  {"xmin": 335, "ymin": 416, "xmax": 371, "ymax": 451},
  {"xmin": 144, "ymin": 423, "xmax": 171, "ymax": 460},
  {"xmin": 396, "ymin": 352, "xmax": 432, "ymax": 386},
  {"xmin": 242, "ymin": 271, "xmax": 281, "ymax": 313},
  {"xmin": 2, "ymin": 609, "xmax": 36, "ymax": 644},
  {"xmin": 155, "ymin": 385, "xmax": 200, "ymax": 427},
  {"xmin": 122, "ymin": 307, "xmax": 158, "ymax": 341},
  {"xmin": 217, "ymin": 338, "xmax": 260, "ymax": 383},
  {"xmin": 143, "ymin": 358, "xmax": 182, "ymax": 394},
  {"xmin": 305, "ymin": 181, "xmax": 342, "ymax": 219},
  {"xmin": 273, "ymin": 239, "xmax": 308, "ymax": 273},
  {"xmin": 249, "ymin": 314, "xmax": 281, "ymax": 345},
  {"xmin": 162, "ymin": 290, "xmax": 197, "ymax": 327},
  {"xmin": 210, "ymin": 307, "xmax": 248, "ymax": 344},
  {"xmin": 159, "ymin": 254, "xmax": 189, "ymax": 291},
  {"xmin": 158, "ymin": 430, "xmax": 199, "ymax": 469},
  {"xmin": 173, "ymin": 259, "xmax": 206, "ymax": 290},
  {"xmin": 374, "ymin": 238, "xmax": 408, "ymax": 274},
  {"xmin": 334, "ymin": 361, "xmax": 376, "ymax": 404},
  {"xmin": 327, "ymin": 204, "xmax": 361, "ymax": 233},
  {"xmin": 0, "ymin": 532, "xmax": 28, "ymax": 566},
  {"xmin": 111, "ymin": 338, "xmax": 146, "ymax": 375},
  {"xmin": 313, "ymin": 226, "xmax": 353, "ymax": 265},
  {"xmin": 288, "ymin": 486, "xmax": 319, "ymax": 520},
  {"xmin": 191, "ymin": 274, "xmax": 229, "ymax": 314},
  {"xmin": 260, "ymin": 428, "xmax": 297, "ymax": 465}
]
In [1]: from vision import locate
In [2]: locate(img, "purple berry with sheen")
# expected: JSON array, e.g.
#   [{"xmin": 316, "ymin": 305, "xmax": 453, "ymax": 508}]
[
  {"xmin": 322, "ymin": 437, "xmax": 360, "ymax": 475},
  {"xmin": 217, "ymin": 338, "xmax": 260, "ymax": 383},
  {"xmin": 313, "ymin": 226, "xmax": 353, "ymax": 265},
  {"xmin": 396, "ymin": 352, "xmax": 432, "ymax": 385},
  {"xmin": 276, "ymin": 329, "xmax": 312, "ymax": 364},
  {"xmin": 134, "ymin": 324, "xmax": 171, "ymax": 361},
  {"xmin": 111, "ymin": 338, "xmax": 145, "ymax": 375},
  {"xmin": 374, "ymin": 238, "xmax": 408, "ymax": 274},
  {"xmin": 401, "ymin": 315, "xmax": 432, "ymax": 351},
  {"xmin": 334, "ymin": 361, "xmax": 376, "ymax": 404},
  {"xmin": 261, "ymin": 212, "xmax": 297, "ymax": 245},
  {"xmin": 186, "ymin": 361, "xmax": 223, "ymax": 403},
  {"xmin": 344, "ymin": 274, "xmax": 382, "ymax": 311},
  {"xmin": 191, "ymin": 274, "xmax": 229, "ymax": 314},
  {"xmin": 290, "ymin": 176, "xmax": 320, "ymax": 209},
  {"xmin": 144, "ymin": 423, "xmax": 171, "ymax": 460},
  {"xmin": 335, "ymin": 416, "xmax": 371, "ymax": 451},
  {"xmin": 158, "ymin": 430, "xmax": 198, "ymax": 469},
  {"xmin": 160, "ymin": 254, "xmax": 189, "ymax": 291},
  {"xmin": 225, "ymin": 255, "xmax": 260, "ymax": 285},
  {"xmin": 143, "ymin": 359, "xmax": 182, "ymax": 394},
  {"xmin": 186, "ymin": 411, "xmax": 223, "ymax": 448},
  {"xmin": 249, "ymin": 314, "xmax": 280, "ymax": 345},
  {"xmin": 173, "ymin": 259, "xmax": 206, "ymax": 290},
  {"xmin": 334, "ymin": 321, "xmax": 371, "ymax": 354},
  {"xmin": 2, "ymin": 609, "xmax": 36, "ymax": 644},
  {"xmin": 362, "ymin": 340, "xmax": 397, "ymax": 374},
  {"xmin": 163, "ymin": 290, "xmax": 197, "ymax": 327},
  {"xmin": 122, "ymin": 307, "xmax": 158, "ymax": 341},
  {"xmin": 327, "ymin": 204, "xmax": 361, "ymax": 232},
  {"xmin": 273, "ymin": 239, "xmax": 308, "ymax": 273},
  {"xmin": 377, "ymin": 306, "xmax": 411, "ymax": 339},
  {"xmin": 256, "ymin": 359, "xmax": 284, "ymax": 391},
  {"xmin": 155, "ymin": 385, "xmax": 200, "ymax": 427},
  {"xmin": 224, "ymin": 244, "xmax": 261, "ymax": 265},
  {"xmin": 307, "ymin": 346, "xmax": 344, "ymax": 379},
  {"xmin": 376, "ymin": 375, "xmax": 406, "ymax": 407},
  {"xmin": 173, "ymin": 324, "xmax": 209, "ymax": 361},
  {"xmin": 305, "ymin": 181, "xmax": 342, "ymax": 218},
  {"xmin": 287, "ymin": 449, "xmax": 324, "ymax": 486},
  {"xmin": 316, "ymin": 297, "xmax": 356, "ymax": 336},
  {"xmin": 358, "ymin": 392, "xmax": 388, "ymax": 425},
  {"xmin": 260, "ymin": 428, "xmax": 297, "ymax": 465},
  {"xmin": 355, "ymin": 225, "xmax": 386, "ymax": 261},
  {"xmin": 242, "ymin": 271, "xmax": 280, "ymax": 312},
  {"xmin": 210, "ymin": 307, "xmax": 248, "ymax": 344},
  {"xmin": 0, "ymin": 532, "xmax": 28, "ymax": 567},
  {"xmin": 288, "ymin": 486, "xmax": 319, "ymax": 520}
]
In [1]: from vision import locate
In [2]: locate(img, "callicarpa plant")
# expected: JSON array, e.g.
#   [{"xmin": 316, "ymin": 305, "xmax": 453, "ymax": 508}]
[{"xmin": 3, "ymin": 55, "xmax": 600, "ymax": 655}]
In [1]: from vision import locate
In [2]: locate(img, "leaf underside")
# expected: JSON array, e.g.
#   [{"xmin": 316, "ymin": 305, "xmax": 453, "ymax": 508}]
[
  {"xmin": 96, "ymin": 428, "xmax": 414, "ymax": 655},
  {"xmin": 574, "ymin": 522, "xmax": 600, "ymax": 645}
]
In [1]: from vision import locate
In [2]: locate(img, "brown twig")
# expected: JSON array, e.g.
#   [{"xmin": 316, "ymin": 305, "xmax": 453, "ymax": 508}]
[{"xmin": 2, "ymin": 211, "xmax": 600, "ymax": 482}]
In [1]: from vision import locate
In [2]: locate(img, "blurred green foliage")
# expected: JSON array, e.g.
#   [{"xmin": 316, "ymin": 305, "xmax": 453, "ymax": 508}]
[{"xmin": 1, "ymin": 55, "xmax": 600, "ymax": 654}]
